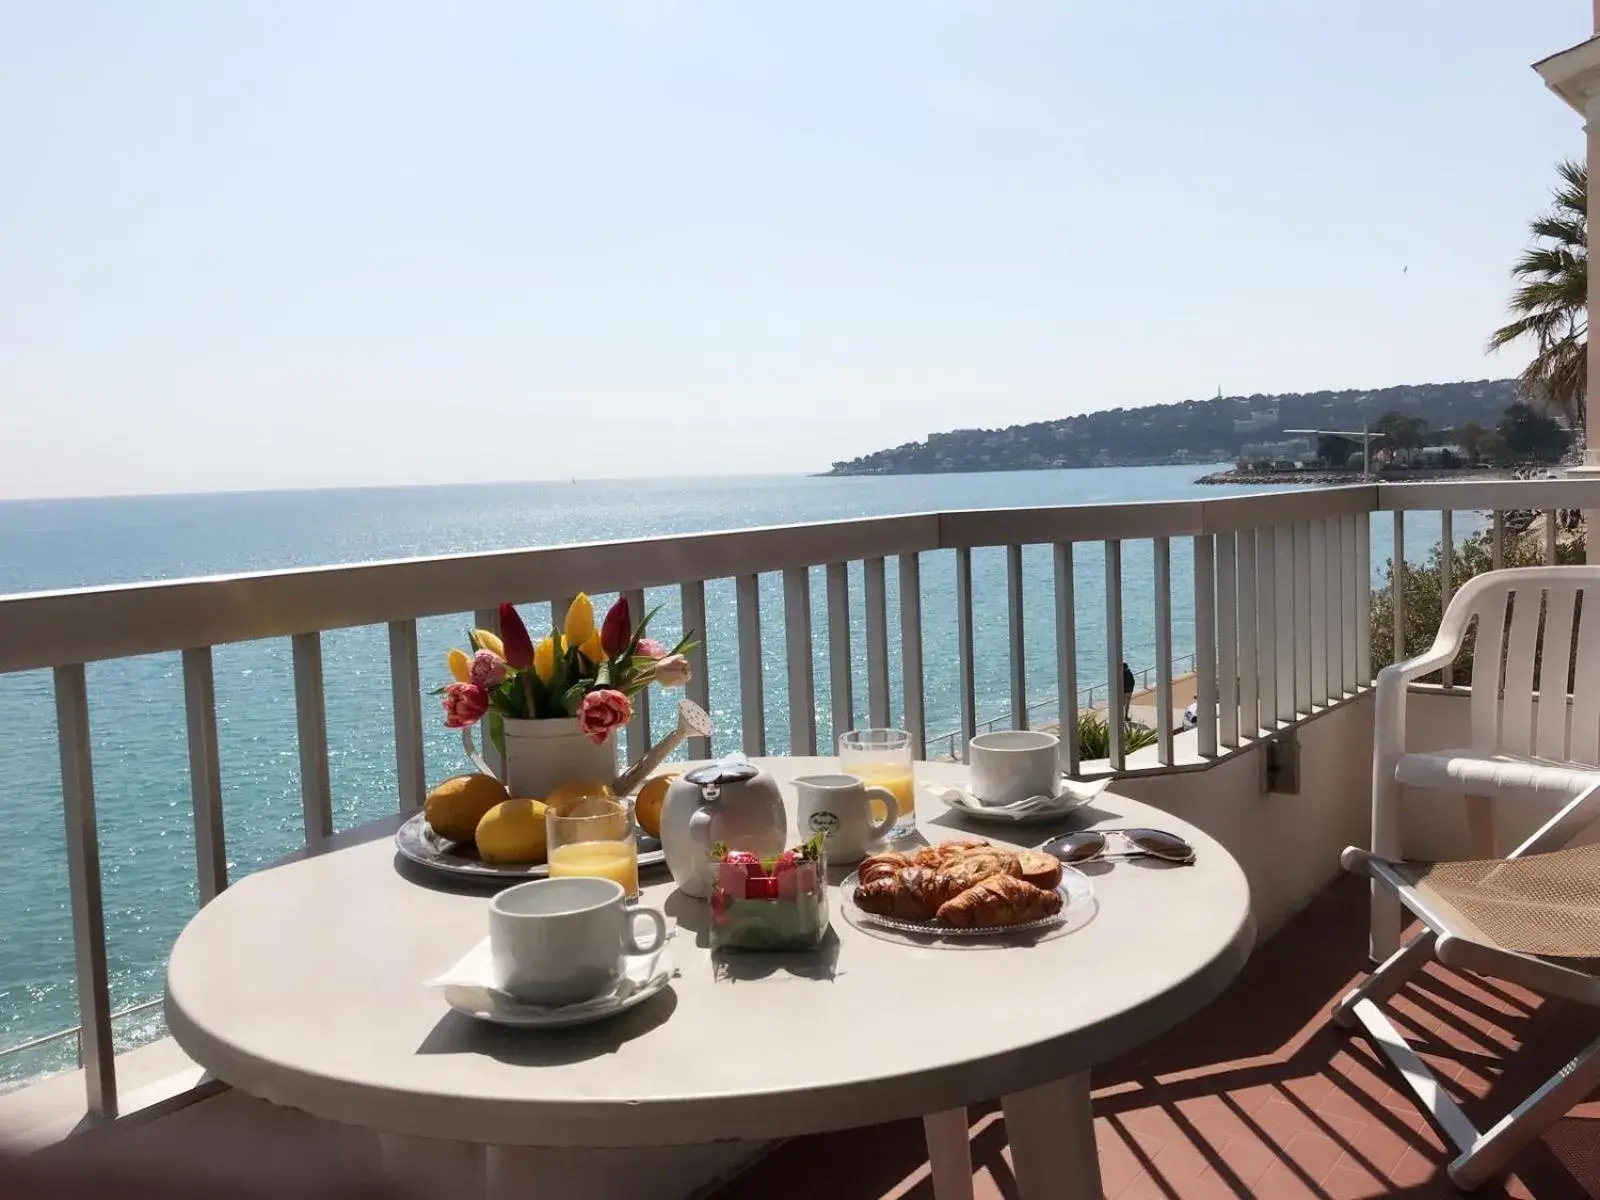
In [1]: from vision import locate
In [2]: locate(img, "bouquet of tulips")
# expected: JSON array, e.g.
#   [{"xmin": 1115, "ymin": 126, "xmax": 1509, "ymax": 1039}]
[{"xmin": 438, "ymin": 593, "xmax": 696, "ymax": 751}]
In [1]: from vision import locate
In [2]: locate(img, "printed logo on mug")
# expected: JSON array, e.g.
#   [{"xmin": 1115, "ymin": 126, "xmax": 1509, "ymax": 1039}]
[{"xmin": 807, "ymin": 810, "xmax": 841, "ymax": 834}]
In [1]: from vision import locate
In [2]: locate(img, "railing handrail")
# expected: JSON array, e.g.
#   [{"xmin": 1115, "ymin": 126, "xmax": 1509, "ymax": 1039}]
[{"xmin": 0, "ymin": 480, "xmax": 1550, "ymax": 675}]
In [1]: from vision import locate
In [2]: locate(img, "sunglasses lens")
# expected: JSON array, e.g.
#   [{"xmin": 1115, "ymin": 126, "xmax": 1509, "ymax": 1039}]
[
  {"xmin": 1126, "ymin": 828, "xmax": 1193, "ymax": 861},
  {"xmin": 1043, "ymin": 832, "xmax": 1106, "ymax": 863}
]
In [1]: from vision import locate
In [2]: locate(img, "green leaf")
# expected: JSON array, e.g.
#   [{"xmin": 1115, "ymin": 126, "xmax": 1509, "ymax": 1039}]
[
  {"xmin": 562, "ymin": 681, "xmax": 587, "ymax": 717},
  {"xmin": 488, "ymin": 711, "xmax": 506, "ymax": 759}
]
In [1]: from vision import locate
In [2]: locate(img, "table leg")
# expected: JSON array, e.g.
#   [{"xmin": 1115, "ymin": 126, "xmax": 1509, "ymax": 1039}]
[
  {"xmin": 922, "ymin": 1108, "xmax": 975, "ymax": 1200},
  {"xmin": 1002, "ymin": 1072, "xmax": 1101, "ymax": 1200},
  {"xmin": 379, "ymin": 1133, "xmax": 487, "ymax": 1198}
]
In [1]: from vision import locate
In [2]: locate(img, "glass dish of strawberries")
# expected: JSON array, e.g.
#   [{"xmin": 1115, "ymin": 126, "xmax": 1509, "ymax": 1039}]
[{"xmin": 708, "ymin": 835, "xmax": 830, "ymax": 951}]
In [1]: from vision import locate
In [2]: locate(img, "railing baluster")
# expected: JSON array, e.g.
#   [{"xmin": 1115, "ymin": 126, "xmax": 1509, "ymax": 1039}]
[
  {"xmin": 1310, "ymin": 520, "xmax": 1329, "ymax": 703},
  {"xmin": 899, "ymin": 553, "xmax": 925, "ymax": 758},
  {"xmin": 1440, "ymin": 510, "xmax": 1454, "ymax": 689},
  {"xmin": 1492, "ymin": 510, "xmax": 1505, "ymax": 571},
  {"xmin": 1153, "ymin": 537, "xmax": 1174, "ymax": 765},
  {"xmin": 680, "ymin": 582, "xmax": 711, "ymax": 758},
  {"xmin": 1356, "ymin": 511, "xmax": 1372, "ymax": 686},
  {"xmin": 1053, "ymin": 543, "xmax": 1080, "ymax": 774},
  {"xmin": 1294, "ymin": 520, "xmax": 1312, "ymax": 715},
  {"xmin": 1216, "ymin": 532, "xmax": 1239, "ymax": 750},
  {"xmin": 735, "ymin": 575, "xmax": 765, "ymax": 756},
  {"xmin": 1342, "ymin": 514, "xmax": 1360, "ymax": 690},
  {"xmin": 553, "ymin": 597, "xmax": 576, "ymax": 639},
  {"xmin": 956, "ymin": 548, "xmax": 977, "ymax": 761},
  {"xmin": 54, "ymin": 664, "xmax": 117, "ymax": 1121},
  {"xmin": 783, "ymin": 567, "xmax": 818, "ymax": 755},
  {"xmin": 1275, "ymin": 524, "xmax": 1295, "ymax": 724},
  {"xmin": 864, "ymin": 557, "xmax": 890, "ymax": 729},
  {"xmin": 1326, "ymin": 519, "xmax": 1343, "ymax": 698},
  {"xmin": 1257, "ymin": 527, "xmax": 1278, "ymax": 730},
  {"xmin": 473, "ymin": 607, "xmax": 506, "ymax": 780},
  {"xmin": 292, "ymin": 632, "xmax": 333, "ymax": 842},
  {"xmin": 1006, "ymin": 544, "xmax": 1028, "ymax": 731},
  {"xmin": 182, "ymin": 647, "xmax": 228, "ymax": 903},
  {"xmin": 1545, "ymin": 509, "xmax": 1559, "ymax": 565},
  {"xmin": 1389, "ymin": 514, "xmax": 1404, "ymax": 668},
  {"xmin": 1237, "ymin": 530, "xmax": 1259, "ymax": 736},
  {"xmin": 388, "ymin": 620, "xmax": 425, "ymax": 812},
  {"xmin": 619, "ymin": 590, "xmax": 651, "ymax": 764},
  {"xmin": 826, "ymin": 563, "xmax": 853, "ymax": 748},
  {"xmin": 1193, "ymin": 534, "xmax": 1218, "ymax": 758},
  {"xmin": 1104, "ymin": 539, "xmax": 1125, "ymax": 769}
]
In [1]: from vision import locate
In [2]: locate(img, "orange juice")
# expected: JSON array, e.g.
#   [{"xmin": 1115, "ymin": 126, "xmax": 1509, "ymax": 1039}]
[
  {"xmin": 856, "ymin": 767, "xmax": 915, "ymax": 829},
  {"xmin": 548, "ymin": 839, "xmax": 640, "ymax": 897}
]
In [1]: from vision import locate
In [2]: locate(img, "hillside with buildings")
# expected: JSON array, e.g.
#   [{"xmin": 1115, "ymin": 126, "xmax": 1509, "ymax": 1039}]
[{"xmin": 825, "ymin": 379, "xmax": 1520, "ymax": 476}]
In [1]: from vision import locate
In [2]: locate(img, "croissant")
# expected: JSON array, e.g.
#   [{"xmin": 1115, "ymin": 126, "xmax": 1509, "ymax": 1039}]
[
  {"xmin": 936, "ymin": 850, "xmax": 1016, "ymax": 891},
  {"xmin": 1015, "ymin": 850, "xmax": 1064, "ymax": 891},
  {"xmin": 857, "ymin": 852, "xmax": 914, "ymax": 886},
  {"xmin": 911, "ymin": 839, "xmax": 991, "ymax": 869},
  {"xmin": 935, "ymin": 874, "xmax": 1063, "ymax": 928},
  {"xmin": 853, "ymin": 866, "xmax": 968, "ymax": 921}
]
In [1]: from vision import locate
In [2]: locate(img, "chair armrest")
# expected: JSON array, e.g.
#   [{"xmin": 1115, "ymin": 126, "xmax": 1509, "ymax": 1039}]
[{"xmin": 1377, "ymin": 642, "xmax": 1460, "ymax": 691}]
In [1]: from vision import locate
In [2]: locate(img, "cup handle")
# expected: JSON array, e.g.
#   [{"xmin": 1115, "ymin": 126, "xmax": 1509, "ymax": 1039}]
[
  {"xmin": 625, "ymin": 906, "xmax": 668, "ymax": 956},
  {"xmin": 863, "ymin": 787, "xmax": 899, "ymax": 839}
]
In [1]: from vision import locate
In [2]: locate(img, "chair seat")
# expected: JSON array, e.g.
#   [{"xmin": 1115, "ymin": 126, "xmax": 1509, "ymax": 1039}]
[{"xmin": 1395, "ymin": 749, "xmax": 1600, "ymax": 803}]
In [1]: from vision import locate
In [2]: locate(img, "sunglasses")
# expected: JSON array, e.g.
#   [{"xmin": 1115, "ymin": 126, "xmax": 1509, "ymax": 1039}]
[{"xmin": 1038, "ymin": 827, "xmax": 1196, "ymax": 866}]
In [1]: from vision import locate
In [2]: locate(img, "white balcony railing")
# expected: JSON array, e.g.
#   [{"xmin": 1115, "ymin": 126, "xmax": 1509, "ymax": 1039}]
[{"xmin": 2, "ymin": 477, "xmax": 1597, "ymax": 1122}]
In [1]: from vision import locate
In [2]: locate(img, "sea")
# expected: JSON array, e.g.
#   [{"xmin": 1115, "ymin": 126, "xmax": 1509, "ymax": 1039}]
[{"xmin": 0, "ymin": 467, "xmax": 1455, "ymax": 1085}]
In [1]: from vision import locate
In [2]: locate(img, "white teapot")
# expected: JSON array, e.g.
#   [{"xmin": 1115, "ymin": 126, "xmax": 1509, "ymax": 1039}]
[{"xmin": 660, "ymin": 756, "xmax": 788, "ymax": 898}]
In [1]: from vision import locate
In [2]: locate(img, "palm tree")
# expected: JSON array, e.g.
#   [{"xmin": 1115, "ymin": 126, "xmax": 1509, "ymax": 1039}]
[{"xmin": 1489, "ymin": 159, "xmax": 1587, "ymax": 436}]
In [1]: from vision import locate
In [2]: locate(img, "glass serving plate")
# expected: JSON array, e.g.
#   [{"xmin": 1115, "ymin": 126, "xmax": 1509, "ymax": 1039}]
[{"xmin": 840, "ymin": 865, "xmax": 1093, "ymax": 938}]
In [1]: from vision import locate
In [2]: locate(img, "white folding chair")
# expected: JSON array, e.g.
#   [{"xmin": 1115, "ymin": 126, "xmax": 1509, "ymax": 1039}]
[
  {"xmin": 1371, "ymin": 566, "xmax": 1600, "ymax": 959},
  {"xmin": 1338, "ymin": 782, "xmax": 1600, "ymax": 1190}
]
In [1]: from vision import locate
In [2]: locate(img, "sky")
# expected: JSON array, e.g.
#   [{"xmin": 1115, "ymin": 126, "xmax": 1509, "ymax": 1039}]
[{"xmin": 0, "ymin": 1, "xmax": 1591, "ymax": 498}]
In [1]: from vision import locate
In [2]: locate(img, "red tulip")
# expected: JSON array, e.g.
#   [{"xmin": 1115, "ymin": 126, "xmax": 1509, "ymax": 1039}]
[
  {"xmin": 600, "ymin": 596, "xmax": 633, "ymax": 659},
  {"xmin": 498, "ymin": 602, "xmax": 534, "ymax": 669}
]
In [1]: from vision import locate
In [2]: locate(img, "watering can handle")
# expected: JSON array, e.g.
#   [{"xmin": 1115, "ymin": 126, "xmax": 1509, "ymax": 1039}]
[{"xmin": 461, "ymin": 726, "xmax": 498, "ymax": 781}]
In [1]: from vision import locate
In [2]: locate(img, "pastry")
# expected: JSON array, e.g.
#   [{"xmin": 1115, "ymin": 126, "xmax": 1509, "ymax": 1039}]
[
  {"xmin": 936, "ymin": 849, "xmax": 1015, "ymax": 890},
  {"xmin": 1015, "ymin": 850, "xmax": 1063, "ymax": 891},
  {"xmin": 935, "ymin": 874, "xmax": 1063, "ymax": 928},
  {"xmin": 853, "ymin": 866, "xmax": 966, "ymax": 921},
  {"xmin": 911, "ymin": 839, "xmax": 990, "ymax": 869},
  {"xmin": 857, "ymin": 851, "xmax": 914, "ymax": 886}
]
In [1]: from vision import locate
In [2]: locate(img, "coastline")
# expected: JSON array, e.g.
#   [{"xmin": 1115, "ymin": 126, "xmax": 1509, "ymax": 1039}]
[{"xmin": 1193, "ymin": 467, "xmax": 1531, "ymax": 487}]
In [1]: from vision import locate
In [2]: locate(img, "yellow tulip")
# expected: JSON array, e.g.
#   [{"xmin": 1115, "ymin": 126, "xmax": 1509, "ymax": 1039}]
[
  {"xmin": 533, "ymin": 636, "xmax": 556, "ymax": 682},
  {"xmin": 564, "ymin": 593, "xmax": 596, "ymax": 648},
  {"xmin": 446, "ymin": 648, "xmax": 471, "ymax": 683},
  {"xmin": 579, "ymin": 631, "xmax": 606, "ymax": 663},
  {"xmin": 472, "ymin": 629, "xmax": 505, "ymax": 658}
]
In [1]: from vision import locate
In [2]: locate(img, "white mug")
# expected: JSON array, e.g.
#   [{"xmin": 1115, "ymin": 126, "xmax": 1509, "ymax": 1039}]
[
  {"xmin": 488, "ymin": 877, "xmax": 666, "ymax": 1006},
  {"xmin": 968, "ymin": 730, "xmax": 1061, "ymax": 807},
  {"xmin": 793, "ymin": 773, "xmax": 898, "ymax": 863}
]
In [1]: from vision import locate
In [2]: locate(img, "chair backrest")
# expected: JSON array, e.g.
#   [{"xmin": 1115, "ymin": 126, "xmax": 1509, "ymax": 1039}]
[{"xmin": 1445, "ymin": 566, "xmax": 1600, "ymax": 765}]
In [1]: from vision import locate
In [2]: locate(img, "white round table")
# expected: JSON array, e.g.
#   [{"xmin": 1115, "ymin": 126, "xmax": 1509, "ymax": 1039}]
[{"xmin": 166, "ymin": 758, "xmax": 1253, "ymax": 1200}]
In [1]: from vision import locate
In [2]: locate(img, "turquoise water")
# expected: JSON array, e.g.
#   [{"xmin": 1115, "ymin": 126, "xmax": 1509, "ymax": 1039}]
[{"xmin": 0, "ymin": 468, "xmax": 1450, "ymax": 1083}]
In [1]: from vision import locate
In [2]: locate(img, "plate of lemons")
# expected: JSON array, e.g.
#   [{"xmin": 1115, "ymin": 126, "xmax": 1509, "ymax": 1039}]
[{"xmin": 395, "ymin": 773, "xmax": 673, "ymax": 882}]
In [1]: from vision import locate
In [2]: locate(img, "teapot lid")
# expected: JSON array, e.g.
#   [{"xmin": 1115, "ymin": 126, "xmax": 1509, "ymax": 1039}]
[{"xmin": 684, "ymin": 756, "xmax": 760, "ymax": 788}]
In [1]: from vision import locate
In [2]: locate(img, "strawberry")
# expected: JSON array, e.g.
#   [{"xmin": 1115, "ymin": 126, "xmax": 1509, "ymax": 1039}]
[
  {"xmin": 722, "ymin": 849, "xmax": 764, "ymax": 881},
  {"xmin": 745, "ymin": 874, "xmax": 779, "ymax": 900},
  {"xmin": 771, "ymin": 850, "xmax": 800, "ymax": 874}
]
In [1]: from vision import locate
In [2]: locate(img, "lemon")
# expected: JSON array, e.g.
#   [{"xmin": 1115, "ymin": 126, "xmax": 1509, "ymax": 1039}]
[
  {"xmin": 632, "ymin": 773, "xmax": 677, "ymax": 840},
  {"xmin": 475, "ymin": 798, "xmax": 549, "ymax": 864},
  {"xmin": 424, "ymin": 773, "xmax": 510, "ymax": 843},
  {"xmin": 543, "ymin": 779, "xmax": 613, "ymax": 812}
]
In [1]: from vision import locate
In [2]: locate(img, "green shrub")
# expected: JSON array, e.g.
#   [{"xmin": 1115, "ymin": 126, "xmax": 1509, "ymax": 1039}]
[{"xmin": 1075, "ymin": 711, "xmax": 1159, "ymax": 760}]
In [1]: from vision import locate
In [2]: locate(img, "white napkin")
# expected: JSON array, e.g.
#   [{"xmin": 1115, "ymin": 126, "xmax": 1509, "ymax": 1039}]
[
  {"xmin": 426, "ymin": 930, "xmax": 676, "ymax": 1018},
  {"xmin": 927, "ymin": 777, "xmax": 1109, "ymax": 818}
]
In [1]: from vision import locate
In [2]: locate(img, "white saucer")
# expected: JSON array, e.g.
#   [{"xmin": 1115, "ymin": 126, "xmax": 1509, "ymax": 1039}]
[
  {"xmin": 929, "ymin": 778, "xmax": 1108, "ymax": 824},
  {"xmin": 428, "ymin": 937, "xmax": 675, "ymax": 1029}
]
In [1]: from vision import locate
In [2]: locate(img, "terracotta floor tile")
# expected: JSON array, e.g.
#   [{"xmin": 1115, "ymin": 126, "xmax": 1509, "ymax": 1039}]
[{"xmin": 707, "ymin": 875, "xmax": 1600, "ymax": 1200}]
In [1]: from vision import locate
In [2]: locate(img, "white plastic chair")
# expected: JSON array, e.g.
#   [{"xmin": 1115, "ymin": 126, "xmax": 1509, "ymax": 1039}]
[{"xmin": 1371, "ymin": 566, "xmax": 1600, "ymax": 959}]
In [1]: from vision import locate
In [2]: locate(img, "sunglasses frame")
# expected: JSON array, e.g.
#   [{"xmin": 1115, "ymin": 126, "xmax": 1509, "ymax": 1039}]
[{"xmin": 1038, "ymin": 826, "xmax": 1196, "ymax": 867}]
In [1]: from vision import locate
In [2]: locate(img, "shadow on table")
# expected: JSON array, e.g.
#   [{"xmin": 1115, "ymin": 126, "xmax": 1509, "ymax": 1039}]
[
  {"xmin": 708, "ymin": 927, "xmax": 842, "ymax": 984},
  {"xmin": 921, "ymin": 801, "xmax": 1120, "ymax": 842},
  {"xmin": 414, "ymin": 989, "xmax": 679, "ymax": 1067}
]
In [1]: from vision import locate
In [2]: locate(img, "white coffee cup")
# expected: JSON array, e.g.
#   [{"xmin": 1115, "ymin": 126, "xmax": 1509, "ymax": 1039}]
[
  {"xmin": 967, "ymin": 730, "xmax": 1061, "ymax": 807},
  {"xmin": 793, "ymin": 773, "xmax": 898, "ymax": 863},
  {"xmin": 488, "ymin": 877, "xmax": 667, "ymax": 1006}
]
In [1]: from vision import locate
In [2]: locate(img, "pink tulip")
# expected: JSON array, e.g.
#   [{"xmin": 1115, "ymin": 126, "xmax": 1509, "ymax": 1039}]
[
  {"xmin": 577, "ymin": 688, "xmax": 632, "ymax": 745},
  {"xmin": 469, "ymin": 649, "xmax": 507, "ymax": 690},
  {"xmin": 442, "ymin": 682, "xmax": 489, "ymax": 729},
  {"xmin": 636, "ymin": 637, "xmax": 667, "ymax": 659},
  {"xmin": 653, "ymin": 654, "xmax": 692, "ymax": 689}
]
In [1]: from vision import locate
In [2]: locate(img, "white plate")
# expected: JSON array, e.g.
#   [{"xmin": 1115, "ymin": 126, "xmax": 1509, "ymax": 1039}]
[
  {"xmin": 443, "ymin": 970, "xmax": 674, "ymax": 1028},
  {"xmin": 395, "ymin": 811, "xmax": 666, "ymax": 882},
  {"xmin": 841, "ymin": 867, "xmax": 1094, "ymax": 937},
  {"xmin": 930, "ymin": 781, "xmax": 1106, "ymax": 825}
]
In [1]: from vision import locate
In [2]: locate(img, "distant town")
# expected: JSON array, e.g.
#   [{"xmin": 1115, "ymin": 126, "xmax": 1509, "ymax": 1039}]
[{"xmin": 823, "ymin": 379, "xmax": 1572, "ymax": 480}]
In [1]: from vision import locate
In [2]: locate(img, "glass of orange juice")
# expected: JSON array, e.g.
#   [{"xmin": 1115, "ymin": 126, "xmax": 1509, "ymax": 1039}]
[
  {"xmin": 839, "ymin": 728, "xmax": 915, "ymax": 840},
  {"xmin": 546, "ymin": 795, "xmax": 640, "ymax": 898}
]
